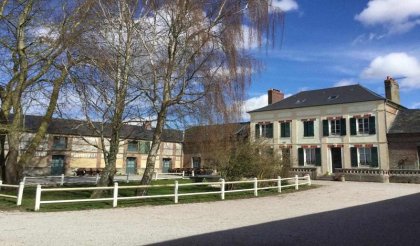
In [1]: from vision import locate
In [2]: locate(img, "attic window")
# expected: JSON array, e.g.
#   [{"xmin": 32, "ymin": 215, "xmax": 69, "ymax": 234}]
[
  {"xmin": 296, "ymin": 99, "xmax": 306, "ymax": 104},
  {"xmin": 328, "ymin": 95, "xmax": 339, "ymax": 100}
]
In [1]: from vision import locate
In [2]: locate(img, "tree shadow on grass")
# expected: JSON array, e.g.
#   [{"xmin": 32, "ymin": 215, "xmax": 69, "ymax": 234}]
[{"xmin": 151, "ymin": 193, "xmax": 420, "ymax": 246}]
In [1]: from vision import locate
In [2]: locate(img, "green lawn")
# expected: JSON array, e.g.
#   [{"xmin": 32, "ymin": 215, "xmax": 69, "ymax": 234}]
[{"xmin": 0, "ymin": 179, "xmax": 316, "ymax": 212}]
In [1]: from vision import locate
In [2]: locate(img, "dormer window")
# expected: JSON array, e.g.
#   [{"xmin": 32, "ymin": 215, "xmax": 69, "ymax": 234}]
[
  {"xmin": 328, "ymin": 95, "xmax": 339, "ymax": 100},
  {"xmin": 296, "ymin": 99, "xmax": 306, "ymax": 104}
]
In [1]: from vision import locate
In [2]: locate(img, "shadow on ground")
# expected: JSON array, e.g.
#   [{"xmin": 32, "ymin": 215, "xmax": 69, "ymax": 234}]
[{"xmin": 151, "ymin": 193, "xmax": 420, "ymax": 246}]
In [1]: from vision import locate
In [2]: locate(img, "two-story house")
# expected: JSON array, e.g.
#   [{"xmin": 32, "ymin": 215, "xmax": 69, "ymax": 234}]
[{"xmin": 248, "ymin": 77, "xmax": 404, "ymax": 179}]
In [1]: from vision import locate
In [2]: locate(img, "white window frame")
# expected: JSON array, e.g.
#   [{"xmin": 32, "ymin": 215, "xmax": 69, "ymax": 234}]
[
  {"xmin": 304, "ymin": 148, "xmax": 316, "ymax": 165},
  {"xmin": 357, "ymin": 118, "xmax": 370, "ymax": 135},
  {"xmin": 330, "ymin": 119, "xmax": 341, "ymax": 136},
  {"xmin": 358, "ymin": 147, "xmax": 372, "ymax": 167}
]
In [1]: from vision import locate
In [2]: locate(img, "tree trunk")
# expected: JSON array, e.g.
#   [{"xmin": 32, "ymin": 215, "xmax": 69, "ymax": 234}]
[
  {"xmin": 0, "ymin": 134, "xmax": 6, "ymax": 181},
  {"xmin": 4, "ymin": 132, "xmax": 21, "ymax": 184}
]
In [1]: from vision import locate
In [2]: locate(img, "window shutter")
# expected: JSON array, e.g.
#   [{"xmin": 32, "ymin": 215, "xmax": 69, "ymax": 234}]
[
  {"xmin": 280, "ymin": 123, "xmax": 285, "ymax": 137},
  {"xmin": 322, "ymin": 120, "xmax": 329, "ymax": 137},
  {"xmin": 309, "ymin": 121, "xmax": 315, "ymax": 137},
  {"xmin": 285, "ymin": 122, "xmax": 290, "ymax": 137},
  {"xmin": 371, "ymin": 147, "xmax": 378, "ymax": 167},
  {"xmin": 369, "ymin": 116, "xmax": 376, "ymax": 135},
  {"xmin": 255, "ymin": 124, "xmax": 260, "ymax": 139},
  {"xmin": 315, "ymin": 148, "xmax": 321, "ymax": 166},
  {"xmin": 350, "ymin": 147, "xmax": 358, "ymax": 167},
  {"xmin": 303, "ymin": 122, "xmax": 308, "ymax": 137},
  {"xmin": 267, "ymin": 123, "xmax": 273, "ymax": 138},
  {"xmin": 298, "ymin": 148, "xmax": 304, "ymax": 166},
  {"xmin": 340, "ymin": 118, "xmax": 347, "ymax": 136},
  {"xmin": 350, "ymin": 118, "xmax": 357, "ymax": 135}
]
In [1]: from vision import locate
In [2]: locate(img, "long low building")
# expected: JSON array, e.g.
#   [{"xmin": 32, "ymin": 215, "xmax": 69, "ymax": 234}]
[{"xmin": 4, "ymin": 115, "xmax": 183, "ymax": 176}]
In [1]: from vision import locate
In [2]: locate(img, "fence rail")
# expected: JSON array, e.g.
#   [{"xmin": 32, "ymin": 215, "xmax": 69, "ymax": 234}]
[
  {"xmin": 34, "ymin": 175, "xmax": 311, "ymax": 211},
  {"xmin": 153, "ymin": 171, "xmax": 185, "ymax": 180},
  {"xmin": 0, "ymin": 181, "xmax": 24, "ymax": 206}
]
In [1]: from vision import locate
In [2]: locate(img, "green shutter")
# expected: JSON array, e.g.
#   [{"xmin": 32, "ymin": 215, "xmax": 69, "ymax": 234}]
[
  {"xmin": 340, "ymin": 118, "xmax": 347, "ymax": 136},
  {"xmin": 371, "ymin": 147, "xmax": 378, "ymax": 167},
  {"xmin": 283, "ymin": 122, "xmax": 290, "ymax": 137},
  {"xmin": 255, "ymin": 124, "xmax": 260, "ymax": 139},
  {"xmin": 350, "ymin": 118, "xmax": 357, "ymax": 135},
  {"xmin": 315, "ymin": 148, "xmax": 321, "ymax": 166},
  {"xmin": 298, "ymin": 148, "xmax": 304, "ymax": 166},
  {"xmin": 280, "ymin": 123, "xmax": 285, "ymax": 137},
  {"xmin": 369, "ymin": 116, "xmax": 376, "ymax": 135},
  {"xmin": 309, "ymin": 121, "xmax": 315, "ymax": 137},
  {"xmin": 350, "ymin": 147, "xmax": 358, "ymax": 167},
  {"xmin": 303, "ymin": 122, "xmax": 308, "ymax": 137},
  {"xmin": 322, "ymin": 120, "xmax": 329, "ymax": 137},
  {"xmin": 267, "ymin": 123, "xmax": 273, "ymax": 138}
]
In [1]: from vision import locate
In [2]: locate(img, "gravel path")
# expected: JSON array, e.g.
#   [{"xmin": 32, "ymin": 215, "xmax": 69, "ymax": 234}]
[{"xmin": 1, "ymin": 181, "xmax": 420, "ymax": 246}]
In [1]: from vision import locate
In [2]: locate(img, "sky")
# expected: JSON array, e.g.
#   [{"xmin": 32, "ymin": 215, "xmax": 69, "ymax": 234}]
[{"xmin": 243, "ymin": 0, "xmax": 420, "ymax": 120}]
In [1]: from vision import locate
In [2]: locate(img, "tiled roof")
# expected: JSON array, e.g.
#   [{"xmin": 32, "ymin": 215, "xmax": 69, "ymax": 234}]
[
  {"xmin": 20, "ymin": 115, "xmax": 183, "ymax": 142},
  {"xmin": 388, "ymin": 109, "xmax": 420, "ymax": 134},
  {"xmin": 249, "ymin": 84, "xmax": 386, "ymax": 113}
]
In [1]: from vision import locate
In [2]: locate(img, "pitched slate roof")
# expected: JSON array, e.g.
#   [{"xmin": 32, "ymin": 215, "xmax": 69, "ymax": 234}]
[
  {"xmin": 249, "ymin": 84, "xmax": 386, "ymax": 113},
  {"xmin": 21, "ymin": 115, "xmax": 183, "ymax": 142},
  {"xmin": 388, "ymin": 109, "xmax": 420, "ymax": 134}
]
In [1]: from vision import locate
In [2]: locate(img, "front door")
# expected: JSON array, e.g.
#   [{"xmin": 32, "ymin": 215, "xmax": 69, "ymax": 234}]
[
  {"xmin": 331, "ymin": 148, "xmax": 342, "ymax": 171},
  {"xmin": 51, "ymin": 155, "xmax": 65, "ymax": 175},
  {"xmin": 126, "ymin": 157, "xmax": 137, "ymax": 174},
  {"xmin": 162, "ymin": 158, "xmax": 172, "ymax": 173}
]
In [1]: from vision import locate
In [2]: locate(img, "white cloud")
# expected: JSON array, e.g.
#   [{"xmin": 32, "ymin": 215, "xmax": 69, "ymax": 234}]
[
  {"xmin": 334, "ymin": 79, "xmax": 357, "ymax": 87},
  {"xmin": 361, "ymin": 52, "xmax": 420, "ymax": 89},
  {"xmin": 411, "ymin": 102, "xmax": 420, "ymax": 108},
  {"xmin": 241, "ymin": 92, "xmax": 292, "ymax": 120},
  {"xmin": 355, "ymin": 0, "xmax": 420, "ymax": 34},
  {"xmin": 271, "ymin": 0, "xmax": 299, "ymax": 12},
  {"xmin": 241, "ymin": 25, "xmax": 260, "ymax": 49}
]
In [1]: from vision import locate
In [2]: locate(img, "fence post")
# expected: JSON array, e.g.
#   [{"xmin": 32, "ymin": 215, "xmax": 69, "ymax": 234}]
[
  {"xmin": 95, "ymin": 173, "xmax": 99, "ymax": 185},
  {"xmin": 17, "ymin": 182, "xmax": 24, "ymax": 206},
  {"xmin": 182, "ymin": 171, "xmax": 185, "ymax": 178},
  {"xmin": 220, "ymin": 179, "xmax": 225, "ymax": 200},
  {"xmin": 154, "ymin": 171, "xmax": 158, "ymax": 180},
  {"xmin": 277, "ymin": 176, "xmax": 282, "ymax": 193},
  {"xmin": 306, "ymin": 174, "xmax": 311, "ymax": 186},
  {"xmin": 192, "ymin": 170, "xmax": 195, "ymax": 177},
  {"xmin": 60, "ymin": 174, "xmax": 65, "ymax": 186},
  {"xmin": 22, "ymin": 176, "xmax": 26, "ymax": 186},
  {"xmin": 113, "ymin": 182, "xmax": 118, "ymax": 208},
  {"xmin": 0, "ymin": 180, "xmax": 2, "ymax": 191},
  {"xmin": 35, "ymin": 184, "xmax": 41, "ymax": 211},
  {"xmin": 174, "ymin": 180, "xmax": 179, "ymax": 204},
  {"xmin": 295, "ymin": 175, "xmax": 299, "ymax": 190},
  {"xmin": 126, "ymin": 173, "xmax": 129, "ymax": 183},
  {"xmin": 254, "ymin": 177, "xmax": 258, "ymax": 196}
]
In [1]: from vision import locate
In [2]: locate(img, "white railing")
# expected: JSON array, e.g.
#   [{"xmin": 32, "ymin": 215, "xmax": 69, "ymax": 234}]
[
  {"xmin": 23, "ymin": 174, "xmax": 131, "ymax": 186},
  {"xmin": 34, "ymin": 175, "xmax": 311, "ymax": 211},
  {"xmin": 153, "ymin": 171, "xmax": 185, "ymax": 180},
  {"xmin": 23, "ymin": 174, "xmax": 67, "ymax": 186},
  {"xmin": 0, "ymin": 181, "xmax": 25, "ymax": 206}
]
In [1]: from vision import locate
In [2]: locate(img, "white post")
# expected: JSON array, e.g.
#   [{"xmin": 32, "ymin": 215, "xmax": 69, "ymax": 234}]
[
  {"xmin": 60, "ymin": 174, "xmax": 65, "ymax": 186},
  {"xmin": 35, "ymin": 184, "xmax": 41, "ymax": 211},
  {"xmin": 113, "ymin": 182, "xmax": 118, "ymax": 208},
  {"xmin": 306, "ymin": 174, "xmax": 311, "ymax": 186},
  {"xmin": 182, "ymin": 171, "xmax": 185, "ymax": 178},
  {"xmin": 253, "ymin": 177, "xmax": 258, "ymax": 196},
  {"xmin": 126, "ymin": 173, "xmax": 129, "ymax": 184},
  {"xmin": 0, "ymin": 180, "xmax": 2, "ymax": 191},
  {"xmin": 22, "ymin": 176, "xmax": 26, "ymax": 186},
  {"xmin": 95, "ymin": 173, "xmax": 99, "ymax": 185},
  {"xmin": 174, "ymin": 180, "xmax": 179, "ymax": 204},
  {"xmin": 220, "ymin": 179, "xmax": 225, "ymax": 200},
  {"xmin": 295, "ymin": 175, "xmax": 299, "ymax": 190},
  {"xmin": 277, "ymin": 176, "xmax": 282, "ymax": 193},
  {"xmin": 154, "ymin": 171, "xmax": 158, "ymax": 180},
  {"xmin": 17, "ymin": 182, "xmax": 24, "ymax": 206},
  {"xmin": 192, "ymin": 170, "xmax": 195, "ymax": 177}
]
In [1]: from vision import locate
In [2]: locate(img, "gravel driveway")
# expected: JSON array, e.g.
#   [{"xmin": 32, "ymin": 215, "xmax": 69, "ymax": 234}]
[{"xmin": 1, "ymin": 181, "xmax": 420, "ymax": 246}]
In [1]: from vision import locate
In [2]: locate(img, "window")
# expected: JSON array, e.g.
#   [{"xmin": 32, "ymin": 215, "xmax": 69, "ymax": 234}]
[
  {"xmin": 127, "ymin": 141, "xmax": 138, "ymax": 152},
  {"xmin": 192, "ymin": 157, "xmax": 201, "ymax": 169},
  {"xmin": 323, "ymin": 118, "xmax": 346, "ymax": 137},
  {"xmin": 350, "ymin": 146, "xmax": 378, "ymax": 168},
  {"xmin": 139, "ymin": 141, "xmax": 150, "ymax": 154},
  {"xmin": 305, "ymin": 148, "xmax": 316, "ymax": 165},
  {"xmin": 358, "ymin": 118, "xmax": 369, "ymax": 134},
  {"xmin": 52, "ymin": 136, "xmax": 67, "ymax": 149},
  {"xmin": 255, "ymin": 123, "xmax": 273, "ymax": 139},
  {"xmin": 303, "ymin": 121, "xmax": 314, "ymax": 137},
  {"xmin": 350, "ymin": 116, "xmax": 376, "ymax": 135},
  {"xmin": 298, "ymin": 147, "xmax": 321, "ymax": 166},
  {"xmin": 280, "ymin": 122, "xmax": 290, "ymax": 138},
  {"xmin": 330, "ymin": 120, "xmax": 341, "ymax": 136}
]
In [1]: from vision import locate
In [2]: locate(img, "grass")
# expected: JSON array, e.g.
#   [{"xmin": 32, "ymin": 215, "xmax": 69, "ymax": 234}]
[{"xmin": 0, "ymin": 179, "xmax": 317, "ymax": 212}]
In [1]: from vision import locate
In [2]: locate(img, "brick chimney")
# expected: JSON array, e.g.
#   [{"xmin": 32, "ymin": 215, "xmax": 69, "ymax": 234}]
[
  {"xmin": 384, "ymin": 76, "xmax": 400, "ymax": 105},
  {"xmin": 268, "ymin": 89, "xmax": 284, "ymax": 105},
  {"xmin": 142, "ymin": 121, "xmax": 152, "ymax": 130}
]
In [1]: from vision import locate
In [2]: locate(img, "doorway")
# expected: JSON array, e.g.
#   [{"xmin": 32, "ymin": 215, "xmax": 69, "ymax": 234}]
[
  {"xmin": 126, "ymin": 157, "xmax": 137, "ymax": 174},
  {"xmin": 331, "ymin": 148, "xmax": 342, "ymax": 171},
  {"xmin": 51, "ymin": 155, "xmax": 65, "ymax": 175},
  {"xmin": 162, "ymin": 158, "xmax": 172, "ymax": 173}
]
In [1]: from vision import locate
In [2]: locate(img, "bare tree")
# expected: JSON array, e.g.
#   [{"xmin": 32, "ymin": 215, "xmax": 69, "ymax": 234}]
[
  {"xmin": 0, "ymin": 0, "xmax": 92, "ymax": 183},
  {"xmin": 135, "ymin": 0, "xmax": 283, "ymax": 188}
]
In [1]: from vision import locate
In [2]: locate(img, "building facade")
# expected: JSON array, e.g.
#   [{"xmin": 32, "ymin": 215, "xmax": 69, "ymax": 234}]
[{"xmin": 248, "ymin": 78, "xmax": 403, "ymax": 176}]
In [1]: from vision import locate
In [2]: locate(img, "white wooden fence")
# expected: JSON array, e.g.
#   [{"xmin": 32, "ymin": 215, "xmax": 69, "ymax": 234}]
[
  {"xmin": 34, "ymin": 175, "xmax": 311, "ymax": 211},
  {"xmin": 153, "ymin": 171, "xmax": 185, "ymax": 180},
  {"xmin": 23, "ymin": 174, "xmax": 131, "ymax": 186},
  {"xmin": 0, "ymin": 181, "xmax": 25, "ymax": 206}
]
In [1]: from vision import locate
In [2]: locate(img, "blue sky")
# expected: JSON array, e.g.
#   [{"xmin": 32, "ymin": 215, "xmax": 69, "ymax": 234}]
[{"xmin": 243, "ymin": 0, "xmax": 420, "ymax": 119}]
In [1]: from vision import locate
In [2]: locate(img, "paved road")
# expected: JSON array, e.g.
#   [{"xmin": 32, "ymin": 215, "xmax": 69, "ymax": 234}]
[{"xmin": 1, "ymin": 181, "xmax": 420, "ymax": 245}]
